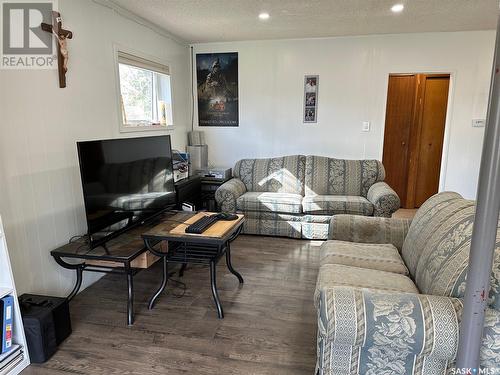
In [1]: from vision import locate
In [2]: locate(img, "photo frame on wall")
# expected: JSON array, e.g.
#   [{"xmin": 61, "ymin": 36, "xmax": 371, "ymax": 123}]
[
  {"xmin": 196, "ymin": 52, "xmax": 239, "ymax": 127},
  {"xmin": 303, "ymin": 75, "xmax": 319, "ymax": 123}
]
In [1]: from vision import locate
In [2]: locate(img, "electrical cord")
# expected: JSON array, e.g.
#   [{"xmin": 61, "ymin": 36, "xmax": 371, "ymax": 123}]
[
  {"xmin": 190, "ymin": 46, "xmax": 195, "ymax": 132},
  {"xmin": 69, "ymin": 234, "xmax": 89, "ymax": 244},
  {"xmin": 167, "ymin": 277, "xmax": 187, "ymax": 298},
  {"xmin": 68, "ymin": 234, "xmax": 94, "ymax": 254}
]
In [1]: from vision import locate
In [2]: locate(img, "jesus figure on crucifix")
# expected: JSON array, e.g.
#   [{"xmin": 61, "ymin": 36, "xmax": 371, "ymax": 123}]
[
  {"xmin": 41, "ymin": 11, "xmax": 73, "ymax": 88},
  {"xmin": 52, "ymin": 29, "xmax": 69, "ymax": 73}
]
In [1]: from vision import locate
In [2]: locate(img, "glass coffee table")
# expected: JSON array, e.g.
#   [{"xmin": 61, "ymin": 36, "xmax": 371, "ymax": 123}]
[
  {"xmin": 50, "ymin": 222, "xmax": 166, "ymax": 326},
  {"xmin": 142, "ymin": 212, "xmax": 245, "ymax": 318}
]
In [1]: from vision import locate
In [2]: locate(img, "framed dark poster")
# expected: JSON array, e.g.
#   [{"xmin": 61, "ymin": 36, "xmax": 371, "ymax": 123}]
[{"xmin": 196, "ymin": 52, "xmax": 239, "ymax": 127}]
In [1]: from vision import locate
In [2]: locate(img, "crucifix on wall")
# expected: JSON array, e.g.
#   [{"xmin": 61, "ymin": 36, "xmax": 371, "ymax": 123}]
[{"xmin": 41, "ymin": 11, "xmax": 73, "ymax": 88}]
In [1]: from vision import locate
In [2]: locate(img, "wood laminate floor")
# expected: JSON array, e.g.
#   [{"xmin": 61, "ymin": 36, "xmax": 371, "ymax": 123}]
[
  {"xmin": 392, "ymin": 208, "xmax": 418, "ymax": 220},
  {"xmin": 24, "ymin": 235, "xmax": 321, "ymax": 375}
]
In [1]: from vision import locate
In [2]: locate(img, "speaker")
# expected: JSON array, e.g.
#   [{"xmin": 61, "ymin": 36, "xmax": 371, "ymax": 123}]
[
  {"xmin": 19, "ymin": 294, "xmax": 72, "ymax": 363},
  {"xmin": 187, "ymin": 145, "xmax": 208, "ymax": 173}
]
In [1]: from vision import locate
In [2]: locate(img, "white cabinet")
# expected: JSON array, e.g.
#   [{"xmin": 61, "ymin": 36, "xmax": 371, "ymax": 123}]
[{"xmin": 0, "ymin": 216, "xmax": 30, "ymax": 374}]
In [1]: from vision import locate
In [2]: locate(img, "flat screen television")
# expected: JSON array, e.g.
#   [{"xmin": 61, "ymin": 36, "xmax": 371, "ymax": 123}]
[{"xmin": 77, "ymin": 135, "xmax": 176, "ymax": 248}]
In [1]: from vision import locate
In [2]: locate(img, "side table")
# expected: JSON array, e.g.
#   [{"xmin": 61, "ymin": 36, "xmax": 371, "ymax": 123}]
[
  {"xmin": 50, "ymin": 222, "xmax": 166, "ymax": 326},
  {"xmin": 142, "ymin": 212, "xmax": 244, "ymax": 318},
  {"xmin": 175, "ymin": 175, "xmax": 202, "ymax": 210},
  {"xmin": 201, "ymin": 177, "xmax": 231, "ymax": 211}
]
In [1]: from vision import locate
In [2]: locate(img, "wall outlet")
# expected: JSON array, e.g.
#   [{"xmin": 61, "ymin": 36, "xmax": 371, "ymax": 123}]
[
  {"xmin": 362, "ymin": 121, "xmax": 370, "ymax": 132},
  {"xmin": 472, "ymin": 119, "xmax": 486, "ymax": 128}
]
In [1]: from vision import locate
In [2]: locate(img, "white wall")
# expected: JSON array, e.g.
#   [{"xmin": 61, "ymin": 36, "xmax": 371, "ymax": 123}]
[
  {"xmin": 192, "ymin": 31, "xmax": 495, "ymax": 199},
  {"xmin": 0, "ymin": 0, "xmax": 190, "ymax": 295}
]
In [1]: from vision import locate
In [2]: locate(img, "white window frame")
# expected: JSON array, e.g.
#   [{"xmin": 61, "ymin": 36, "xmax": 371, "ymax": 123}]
[{"xmin": 113, "ymin": 45, "xmax": 175, "ymax": 133}]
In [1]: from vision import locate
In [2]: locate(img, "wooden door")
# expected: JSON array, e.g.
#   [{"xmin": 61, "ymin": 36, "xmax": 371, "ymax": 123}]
[
  {"xmin": 413, "ymin": 75, "xmax": 450, "ymax": 207},
  {"xmin": 382, "ymin": 74, "xmax": 450, "ymax": 208},
  {"xmin": 382, "ymin": 75, "xmax": 418, "ymax": 205}
]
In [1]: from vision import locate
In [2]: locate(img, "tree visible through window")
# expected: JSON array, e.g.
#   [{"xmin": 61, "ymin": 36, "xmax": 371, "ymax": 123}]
[
  {"xmin": 117, "ymin": 51, "xmax": 173, "ymax": 130},
  {"xmin": 119, "ymin": 64, "xmax": 153, "ymax": 124}
]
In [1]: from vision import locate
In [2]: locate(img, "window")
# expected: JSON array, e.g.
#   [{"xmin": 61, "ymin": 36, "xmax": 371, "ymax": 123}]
[{"xmin": 117, "ymin": 51, "xmax": 173, "ymax": 131}]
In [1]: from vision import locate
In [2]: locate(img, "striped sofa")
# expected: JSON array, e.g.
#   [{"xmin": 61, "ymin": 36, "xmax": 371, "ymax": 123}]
[
  {"xmin": 215, "ymin": 155, "xmax": 400, "ymax": 239},
  {"xmin": 315, "ymin": 192, "xmax": 500, "ymax": 374}
]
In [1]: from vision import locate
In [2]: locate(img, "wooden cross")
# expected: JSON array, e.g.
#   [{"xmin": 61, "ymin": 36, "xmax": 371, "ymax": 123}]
[{"xmin": 41, "ymin": 11, "xmax": 73, "ymax": 88}]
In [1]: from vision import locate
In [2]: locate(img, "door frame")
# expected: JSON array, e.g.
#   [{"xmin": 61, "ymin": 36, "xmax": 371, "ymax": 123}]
[{"xmin": 378, "ymin": 69, "xmax": 457, "ymax": 194}]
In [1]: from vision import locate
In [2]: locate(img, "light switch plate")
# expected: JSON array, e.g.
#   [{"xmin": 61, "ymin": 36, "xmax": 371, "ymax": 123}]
[
  {"xmin": 362, "ymin": 121, "xmax": 370, "ymax": 132},
  {"xmin": 472, "ymin": 119, "xmax": 486, "ymax": 128}
]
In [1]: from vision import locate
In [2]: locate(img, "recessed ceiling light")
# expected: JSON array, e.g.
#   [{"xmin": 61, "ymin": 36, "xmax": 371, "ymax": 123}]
[
  {"xmin": 258, "ymin": 12, "xmax": 270, "ymax": 20},
  {"xmin": 391, "ymin": 4, "xmax": 404, "ymax": 12}
]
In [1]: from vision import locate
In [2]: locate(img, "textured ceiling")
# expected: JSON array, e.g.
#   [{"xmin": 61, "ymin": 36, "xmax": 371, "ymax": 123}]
[{"xmin": 110, "ymin": 0, "xmax": 498, "ymax": 43}]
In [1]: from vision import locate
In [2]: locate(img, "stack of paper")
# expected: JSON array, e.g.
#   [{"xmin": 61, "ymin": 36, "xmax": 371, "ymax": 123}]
[{"xmin": 0, "ymin": 345, "xmax": 24, "ymax": 375}]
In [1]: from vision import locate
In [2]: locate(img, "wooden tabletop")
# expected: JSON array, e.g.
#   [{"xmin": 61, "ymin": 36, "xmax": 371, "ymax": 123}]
[{"xmin": 142, "ymin": 212, "xmax": 244, "ymax": 241}]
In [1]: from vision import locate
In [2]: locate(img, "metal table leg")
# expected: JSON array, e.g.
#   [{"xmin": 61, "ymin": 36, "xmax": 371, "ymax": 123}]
[
  {"xmin": 53, "ymin": 256, "xmax": 85, "ymax": 301},
  {"xmin": 148, "ymin": 256, "xmax": 168, "ymax": 310},
  {"xmin": 179, "ymin": 263, "xmax": 187, "ymax": 277},
  {"xmin": 210, "ymin": 260, "xmax": 223, "ymax": 319},
  {"xmin": 67, "ymin": 264, "xmax": 84, "ymax": 301},
  {"xmin": 126, "ymin": 264, "xmax": 134, "ymax": 326},
  {"xmin": 225, "ymin": 242, "xmax": 243, "ymax": 284}
]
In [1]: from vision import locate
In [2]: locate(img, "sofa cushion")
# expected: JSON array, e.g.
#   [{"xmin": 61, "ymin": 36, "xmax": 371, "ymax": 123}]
[
  {"xmin": 236, "ymin": 192, "xmax": 303, "ymax": 214},
  {"xmin": 233, "ymin": 155, "xmax": 306, "ymax": 194},
  {"xmin": 320, "ymin": 240, "xmax": 409, "ymax": 275},
  {"xmin": 413, "ymin": 201, "xmax": 474, "ymax": 298},
  {"xmin": 402, "ymin": 191, "xmax": 500, "ymax": 310},
  {"xmin": 314, "ymin": 264, "xmax": 418, "ymax": 307},
  {"xmin": 301, "ymin": 215, "xmax": 333, "ymax": 240},
  {"xmin": 242, "ymin": 217, "xmax": 302, "ymax": 238},
  {"xmin": 402, "ymin": 192, "xmax": 473, "ymax": 296},
  {"xmin": 402, "ymin": 192, "xmax": 465, "ymax": 277},
  {"xmin": 304, "ymin": 156, "xmax": 384, "ymax": 197},
  {"xmin": 302, "ymin": 195, "xmax": 374, "ymax": 216},
  {"xmin": 328, "ymin": 215, "xmax": 412, "ymax": 251}
]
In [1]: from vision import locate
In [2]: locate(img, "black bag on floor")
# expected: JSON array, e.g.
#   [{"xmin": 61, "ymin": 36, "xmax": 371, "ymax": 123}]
[{"xmin": 18, "ymin": 294, "xmax": 72, "ymax": 363}]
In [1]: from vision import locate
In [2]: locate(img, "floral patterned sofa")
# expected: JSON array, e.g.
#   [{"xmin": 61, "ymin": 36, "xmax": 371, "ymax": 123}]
[
  {"xmin": 215, "ymin": 155, "xmax": 400, "ymax": 239},
  {"xmin": 314, "ymin": 192, "xmax": 500, "ymax": 374}
]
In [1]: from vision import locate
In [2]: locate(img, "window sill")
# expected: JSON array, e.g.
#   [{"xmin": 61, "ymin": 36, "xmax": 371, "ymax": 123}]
[{"xmin": 120, "ymin": 124, "xmax": 175, "ymax": 133}]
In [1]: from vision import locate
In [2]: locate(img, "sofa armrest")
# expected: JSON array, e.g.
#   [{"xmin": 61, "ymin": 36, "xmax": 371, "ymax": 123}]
[
  {"xmin": 479, "ymin": 308, "xmax": 500, "ymax": 369},
  {"xmin": 215, "ymin": 178, "xmax": 247, "ymax": 213},
  {"xmin": 367, "ymin": 181, "xmax": 400, "ymax": 217},
  {"xmin": 316, "ymin": 288, "xmax": 500, "ymax": 373},
  {"xmin": 329, "ymin": 214, "xmax": 411, "ymax": 251},
  {"xmin": 316, "ymin": 288, "xmax": 462, "ymax": 362}
]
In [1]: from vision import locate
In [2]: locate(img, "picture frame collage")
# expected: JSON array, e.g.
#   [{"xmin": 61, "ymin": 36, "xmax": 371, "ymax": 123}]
[{"xmin": 303, "ymin": 75, "xmax": 319, "ymax": 123}]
